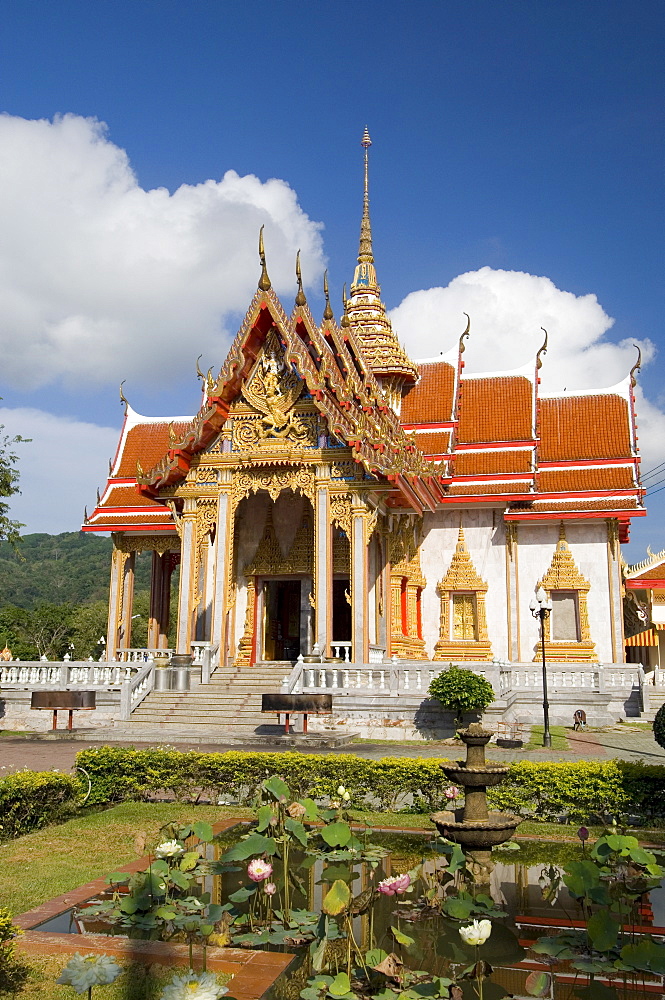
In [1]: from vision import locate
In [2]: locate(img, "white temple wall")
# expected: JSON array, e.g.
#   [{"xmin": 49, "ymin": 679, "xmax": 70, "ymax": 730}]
[
  {"xmin": 419, "ymin": 507, "xmax": 509, "ymax": 660},
  {"xmin": 516, "ymin": 520, "xmax": 613, "ymax": 662}
]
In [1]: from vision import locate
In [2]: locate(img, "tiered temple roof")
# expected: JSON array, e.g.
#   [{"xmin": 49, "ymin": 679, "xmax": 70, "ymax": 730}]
[{"xmin": 83, "ymin": 133, "xmax": 645, "ymax": 542}]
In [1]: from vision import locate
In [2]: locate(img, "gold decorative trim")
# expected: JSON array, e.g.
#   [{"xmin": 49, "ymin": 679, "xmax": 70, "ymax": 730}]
[
  {"xmin": 235, "ymin": 577, "xmax": 256, "ymax": 666},
  {"xmin": 112, "ymin": 533, "xmax": 179, "ymax": 555},
  {"xmin": 433, "ymin": 527, "xmax": 493, "ymax": 661},
  {"xmin": 390, "ymin": 519, "xmax": 427, "ymax": 659},
  {"xmin": 330, "ymin": 492, "xmax": 352, "ymax": 538},
  {"xmin": 535, "ymin": 522, "xmax": 598, "ymax": 662}
]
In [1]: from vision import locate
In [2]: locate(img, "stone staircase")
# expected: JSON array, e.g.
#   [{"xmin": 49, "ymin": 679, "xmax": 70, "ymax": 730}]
[
  {"xmin": 641, "ymin": 683, "xmax": 665, "ymax": 722},
  {"xmin": 119, "ymin": 661, "xmax": 293, "ymax": 740}
]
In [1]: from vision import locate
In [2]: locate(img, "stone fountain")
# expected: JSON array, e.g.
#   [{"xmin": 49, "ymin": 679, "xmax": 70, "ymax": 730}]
[{"xmin": 431, "ymin": 722, "xmax": 521, "ymax": 883}]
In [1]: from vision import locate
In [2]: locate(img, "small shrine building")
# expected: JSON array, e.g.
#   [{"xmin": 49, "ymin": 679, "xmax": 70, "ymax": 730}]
[{"xmin": 83, "ymin": 132, "xmax": 644, "ymax": 676}]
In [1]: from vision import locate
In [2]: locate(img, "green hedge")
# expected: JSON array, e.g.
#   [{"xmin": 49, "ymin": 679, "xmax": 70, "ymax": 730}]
[
  {"xmin": 0, "ymin": 770, "xmax": 80, "ymax": 840},
  {"xmin": 75, "ymin": 746, "xmax": 665, "ymax": 825}
]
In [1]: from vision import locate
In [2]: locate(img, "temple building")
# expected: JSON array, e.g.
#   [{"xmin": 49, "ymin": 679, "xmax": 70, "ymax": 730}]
[{"xmin": 81, "ymin": 131, "xmax": 646, "ymax": 730}]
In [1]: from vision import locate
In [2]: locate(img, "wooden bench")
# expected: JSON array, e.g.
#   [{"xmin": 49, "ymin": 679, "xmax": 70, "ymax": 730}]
[
  {"xmin": 30, "ymin": 691, "xmax": 96, "ymax": 730},
  {"xmin": 261, "ymin": 693, "xmax": 333, "ymax": 734}
]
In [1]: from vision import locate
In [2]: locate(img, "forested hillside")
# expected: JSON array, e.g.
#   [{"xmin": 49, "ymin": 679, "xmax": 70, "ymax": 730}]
[
  {"xmin": 0, "ymin": 532, "xmax": 155, "ymax": 658},
  {"xmin": 0, "ymin": 532, "xmax": 151, "ymax": 608}
]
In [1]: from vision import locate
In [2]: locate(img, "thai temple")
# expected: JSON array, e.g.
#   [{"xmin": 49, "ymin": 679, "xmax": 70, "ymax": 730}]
[{"xmin": 76, "ymin": 130, "xmax": 649, "ymax": 736}]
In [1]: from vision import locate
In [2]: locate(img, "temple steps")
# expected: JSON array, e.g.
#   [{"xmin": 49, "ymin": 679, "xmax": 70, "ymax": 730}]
[{"xmin": 125, "ymin": 661, "xmax": 298, "ymax": 735}]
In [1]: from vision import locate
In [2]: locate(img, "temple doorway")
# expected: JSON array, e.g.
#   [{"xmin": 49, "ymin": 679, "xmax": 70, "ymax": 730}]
[
  {"xmin": 263, "ymin": 579, "xmax": 302, "ymax": 661},
  {"xmin": 332, "ymin": 578, "xmax": 351, "ymax": 643}
]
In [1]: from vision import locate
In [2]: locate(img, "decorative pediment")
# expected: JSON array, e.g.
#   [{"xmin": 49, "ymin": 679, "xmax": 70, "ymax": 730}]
[{"xmin": 437, "ymin": 528, "xmax": 488, "ymax": 594}]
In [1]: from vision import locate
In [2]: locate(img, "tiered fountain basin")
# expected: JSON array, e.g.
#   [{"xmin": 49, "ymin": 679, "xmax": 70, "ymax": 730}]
[{"xmin": 431, "ymin": 722, "xmax": 520, "ymax": 855}]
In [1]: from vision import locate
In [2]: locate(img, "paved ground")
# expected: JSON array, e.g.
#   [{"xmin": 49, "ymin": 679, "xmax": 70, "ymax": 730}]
[{"xmin": 1, "ymin": 725, "xmax": 663, "ymax": 774}]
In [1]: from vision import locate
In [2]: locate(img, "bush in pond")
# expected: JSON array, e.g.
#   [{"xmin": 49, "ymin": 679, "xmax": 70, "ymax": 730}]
[{"xmin": 428, "ymin": 665, "xmax": 496, "ymax": 724}]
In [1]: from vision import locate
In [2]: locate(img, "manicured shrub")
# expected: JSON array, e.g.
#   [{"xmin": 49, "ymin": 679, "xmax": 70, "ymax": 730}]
[
  {"xmin": 0, "ymin": 770, "xmax": 80, "ymax": 840},
  {"xmin": 428, "ymin": 665, "xmax": 495, "ymax": 723},
  {"xmin": 75, "ymin": 745, "xmax": 665, "ymax": 825},
  {"xmin": 654, "ymin": 701, "xmax": 665, "ymax": 750}
]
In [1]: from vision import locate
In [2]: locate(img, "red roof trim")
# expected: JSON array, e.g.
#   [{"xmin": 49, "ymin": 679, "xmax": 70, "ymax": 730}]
[
  {"xmin": 538, "ymin": 459, "xmax": 638, "ymax": 469},
  {"xmin": 402, "ymin": 421, "xmax": 456, "ymax": 431},
  {"xmin": 82, "ymin": 524, "xmax": 178, "ymax": 533},
  {"xmin": 504, "ymin": 509, "xmax": 646, "ymax": 522},
  {"xmin": 453, "ymin": 440, "xmax": 535, "ymax": 451},
  {"xmin": 626, "ymin": 579, "xmax": 665, "ymax": 589}
]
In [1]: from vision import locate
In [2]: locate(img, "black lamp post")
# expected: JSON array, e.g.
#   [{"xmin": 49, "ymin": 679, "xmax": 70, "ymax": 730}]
[{"xmin": 529, "ymin": 587, "xmax": 553, "ymax": 748}]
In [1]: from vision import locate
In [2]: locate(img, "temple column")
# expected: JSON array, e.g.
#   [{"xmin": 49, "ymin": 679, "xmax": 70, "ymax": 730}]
[
  {"xmin": 376, "ymin": 533, "xmax": 388, "ymax": 653},
  {"xmin": 211, "ymin": 476, "xmax": 234, "ymax": 665},
  {"xmin": 159, "ymin": 554, "xmax": 178, "ymax": 649},
  {"xmin": 107, "ymin": 539, "xmax": 128, "ymax": 660},
  {"xmin": 118, "ymin": 551, "xmax": 136, "ymax": 653},
  {"xmin": 148, "ymin": 551, "xmax": 165, "ymax": 649},
  {"xmin": 176, "ymin": 500, "xmax": 197, "ymax": 654},
  {"xmin": 350, "ymin": 495, "xmax": 369, "ymax": 665},
  {"xmin": 505, "ymin": 522, "xmax": 521, "ymax": 661},
  {"xmin": 314, "ymin": 480, "xmax": 333, "ymax": 656},
  {"xmin": 606, "ymin": 519, "xmax": 623, "ymax": 661}
]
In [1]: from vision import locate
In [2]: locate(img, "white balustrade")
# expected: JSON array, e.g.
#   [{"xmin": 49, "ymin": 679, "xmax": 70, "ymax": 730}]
[{"xmin": 331, "ymin": 642, "xmax": 351, "ymax": 662}]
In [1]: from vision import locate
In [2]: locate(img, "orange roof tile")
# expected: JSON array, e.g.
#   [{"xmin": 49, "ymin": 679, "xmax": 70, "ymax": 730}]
[
  {"xmin": 448, "ymin": 482, "xmax": 531, "ymax": 495},
  {"xmin": 414, "ymin": 431, "xmax": 451, "ymax": 455},
  {"xmin": 100, "ymin": 485, "xmax": 169, "ymax": 509},
  {"xmin": 457, "ymin": 377, "xmax": 533, "ymax": 444},
  {"xmin": 537, "ymin": 467, "xmax": 636, "ymax": 493},
  {"xmin": 91, "ymin": 514, "xmax": 175, "ymax": 525},
  {"xmin": 627, "ymin": 564, "xmax": 665, "ymax": 581},
  {"xmin": 531, "ymin": 498, "xmax": 638, "ymax": 511},
  {"xmin": 401, "ymin": 362, "xmax": 456, "ymax": 424},
  {"xmin": 455, "ymin": 450, "xmax": 533, "ymax": 476},
  {"xmin": 116, "ymin": 421, "xmax": 191, "ymax": 478},
  {"xmin": 539, "ymin": 396, "xmax": 632, "ymax": 462}
]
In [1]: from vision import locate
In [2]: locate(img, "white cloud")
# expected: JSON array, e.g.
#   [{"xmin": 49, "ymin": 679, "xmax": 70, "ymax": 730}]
[
  {"xmin": 390, "ymin": 267, "xmax": 663, "ymax": 468},
  {"xmin": 0, "ymin": 113, "xmax": 325, "ymax": 391},
  {"xmin": 0, "ymin": 407, "xmax": 118, "ymax": 534}
]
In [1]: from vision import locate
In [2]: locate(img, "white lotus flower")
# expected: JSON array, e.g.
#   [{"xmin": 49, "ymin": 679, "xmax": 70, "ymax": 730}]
[
  {"xmin": 155, "ymin": 839, "xmax": 185, "ymax": 859},
  {"xmin": 459, "ymin": 918, "xmax": 492, "ymax": 946},
  {"xmin": 56, "ymin": 953, "xmax": 122, "ymax": 993},
  {"xmin": 337, "ymin": 785, "xmax": 346, "ymax": 795},
  {"xmin": 160, "ymin": 968, "xmax": 229, "ymax": 1000}
]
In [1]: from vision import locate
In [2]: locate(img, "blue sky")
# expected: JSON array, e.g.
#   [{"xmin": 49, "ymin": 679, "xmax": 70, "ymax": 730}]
[{"xmin": 0, "ymin": 0, "xmax": 662, "ymax": 560}]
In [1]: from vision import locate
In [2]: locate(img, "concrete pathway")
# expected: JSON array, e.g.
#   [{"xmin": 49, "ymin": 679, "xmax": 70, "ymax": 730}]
[{"xmin": 1, "ymin": 725, "xmax": 664, "ymax": 775}]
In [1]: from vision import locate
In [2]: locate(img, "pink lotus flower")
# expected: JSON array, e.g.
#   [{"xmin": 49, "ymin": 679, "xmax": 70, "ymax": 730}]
[
  {"xmin": 377, "ymin": 873, "xmax": 411, "ymax": 896},
  {"xmin": 264, "ymin": 882, "xmax": 277, "ymax": 896},
  {"xmin": 444, "ymin": 786, "xmax": 460, "ymax": 800},
  {"xmin": 248, "ymin": 859, "xmax": 273, "ymax": 882}
]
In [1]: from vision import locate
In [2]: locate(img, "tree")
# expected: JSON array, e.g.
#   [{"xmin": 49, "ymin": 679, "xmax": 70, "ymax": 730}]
[
  {"xmin": 0, "ymin": 419, "xmax": 27, "ymax": 548},
  {"xmin": 428, "ymin": 664, "xmax": 496, "ymax": 725}
]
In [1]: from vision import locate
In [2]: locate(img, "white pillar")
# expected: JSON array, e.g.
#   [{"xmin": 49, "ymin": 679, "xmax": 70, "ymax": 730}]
[
  {"xmin": 350, "ymin": 496, "xmax": 369, "ymax": 666},
  {"xmin": 176, "ymin": 502, "xmax": 197, "ymax": 654},
  {"xmin": 315, "ymin": 484, "xmax": 332, "ymax": 655}
]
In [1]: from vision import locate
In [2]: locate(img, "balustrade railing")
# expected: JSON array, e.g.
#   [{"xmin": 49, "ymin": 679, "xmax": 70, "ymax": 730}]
[
  {"xmin": 117, "ymin": 648, "xmax": 173, "ymax": 663},
  {"xmin": 0, "ymin": 661, "xmax": 137, "ymax": 688},
  {"xmin": 120, "ymin": 662, "xmax": 154, "ymax": 720}
]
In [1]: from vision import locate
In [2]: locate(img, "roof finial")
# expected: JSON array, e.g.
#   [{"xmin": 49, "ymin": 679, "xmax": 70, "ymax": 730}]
[
  {"xmin": 258, "ymin": 225, "xmax": 271, "ymax": 291},
  {"xmin": 323, "ymin": 269, "xmax": 333, "ymax": 321},
  {"xmin": 358, "ymin": 127, "xmax": 374, "ymax": 264},
  {"xmin": 295, "ymin": 250, "xmax": 307, "ymax": 306},
  {"xmin": 630, "ymin": 343, "xmax": 642, "ymax": 388},
  {"xmin": 459, "ymin": 313, "xmax": 471, "ymax": 354},
  {"xmin": 536, "ymin": 327, "xmax": 548, "ymax": 370},
  {"xmin": 341, "ymin": 283, "xmax": 350, "ymax": 328},
  {"xmin": 119, "ymin": 380, "xmax": 129, "ymax": 414}
]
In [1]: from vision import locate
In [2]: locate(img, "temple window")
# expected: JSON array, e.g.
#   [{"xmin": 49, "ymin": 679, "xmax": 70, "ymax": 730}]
[
  {"xmin": 533, "ymin": 523, "xmax": 597, "ymax": 662},
  {"xmin": 550, "ymin": 590, "xmax": 580, "ymax": 642},
  {"xmin": 452, "ymin": 592, "xmax": 478, "ymax": 641},
  {"xmin": 434, "ymin": 527, "xmax": 492, "ymax": 662}
]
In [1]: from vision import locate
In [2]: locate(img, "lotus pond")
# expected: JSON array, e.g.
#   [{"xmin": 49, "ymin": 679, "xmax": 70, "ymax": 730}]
[{"xmin": 26, "ymin": 779, "xmax": 665, "ymax": 1000}]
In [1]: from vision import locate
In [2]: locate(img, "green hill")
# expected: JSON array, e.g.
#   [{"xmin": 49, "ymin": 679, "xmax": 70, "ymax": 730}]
[{"xmin": 0, "ymin": 532, "xmax": 152, "ymax": 609}]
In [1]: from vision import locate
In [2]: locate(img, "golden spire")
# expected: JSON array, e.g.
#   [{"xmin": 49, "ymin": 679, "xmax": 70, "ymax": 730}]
[
  {"xmin": 323, "ymin": 270, "xmax": 333, "ymax": 321},
  {"xmin": 258, "ymin": 225, "xmax": 271, "ymax": 291},
  {"xmin": 341, "ymin": 283, "xmax": 350, "ymax": 328},
  {"xmin": 295, "ymin": 250, "xmax": 307, "ymax": 306},
  {"xmin": 358, "ymin": 127, "xmax": 374, "ymax": 264}
]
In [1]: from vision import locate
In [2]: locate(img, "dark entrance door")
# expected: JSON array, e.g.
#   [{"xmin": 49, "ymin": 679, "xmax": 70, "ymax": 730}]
[
  {"xmin": 264, "ymin": 580, "xmax": 301, "ymax": 660},
  {"xmin": 332, "ymin": 578, "xmax": 351, "ymax": 642}
]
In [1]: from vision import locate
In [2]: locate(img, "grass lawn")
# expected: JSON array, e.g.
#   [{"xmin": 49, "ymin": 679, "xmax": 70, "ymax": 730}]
[
  {"xmin": 0, "ymin": 802, "xmax": 251, "ymax": 916},
  {"xmin": 523, "ymin": 724, "xmax": 569, "ymax": 750}
]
